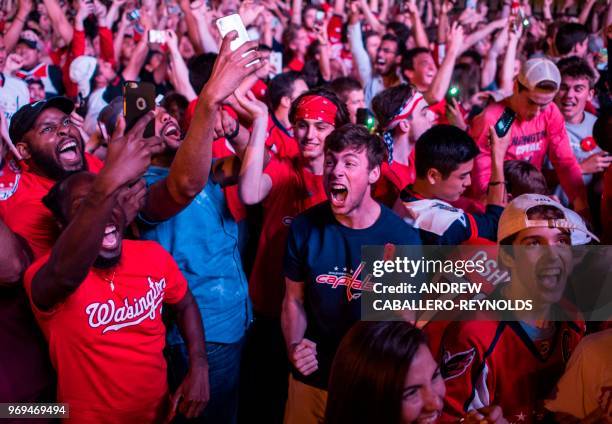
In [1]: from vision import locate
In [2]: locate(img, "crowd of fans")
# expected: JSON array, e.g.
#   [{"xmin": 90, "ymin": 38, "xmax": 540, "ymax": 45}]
[{"xmin": 0, "ymin": 0, "xmax": 611, "ymax": 422}]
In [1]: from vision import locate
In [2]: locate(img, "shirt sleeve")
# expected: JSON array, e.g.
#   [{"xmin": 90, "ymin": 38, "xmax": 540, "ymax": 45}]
[
  {"xmin": 98, "ymin": 27, "xmax": 116, "ymax": 66},
  {"xmin": 546, "ymin": 106, "xmax": 587, "ymax": 204},
  {"xmin": 468, "ymin": 109, "xmax": 496, "ymax": 201},
  {"xmin": 161, "ymin": 244, "xmax": 188, "ymax": 305},
  {"xmin": 347, "ymin": 23, "xmax": 372, "ymax": 88},
  {"xmin": 469, "ymin": 205, "xmax": 504, "ymax": 242}
]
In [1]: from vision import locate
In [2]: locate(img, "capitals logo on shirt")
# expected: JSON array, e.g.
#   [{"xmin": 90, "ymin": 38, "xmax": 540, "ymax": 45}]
[
  {"xmin": 315, "ymin": 262, "xmax": 374, "ymax": 301},
  {"xmin": 85, "ymin": 277, "xmax": 166, "ymax": 333},
  {"xmin": 441, "ymin": 348, "xmax": 476, "ymax": 380}
]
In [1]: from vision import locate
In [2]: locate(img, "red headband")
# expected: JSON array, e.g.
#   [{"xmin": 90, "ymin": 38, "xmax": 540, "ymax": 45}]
[{"xmin": 295, "ymin": 95, "xmax": 337, "ymax": 125}]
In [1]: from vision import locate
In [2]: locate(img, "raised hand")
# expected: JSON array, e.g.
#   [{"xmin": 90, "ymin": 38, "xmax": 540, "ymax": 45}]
[
  {"xmin": 239, "ymin": 0, "xmax": 265, "ymax": 27},
  {"xmin": 201, "ymin": 31, "xmax": 264, "ymax": 106},
  {"xmin": 4, "ymin": 54, "xmax": 23, "ymax": 75},
  {"xmin": 234, "ymin": 89, "xmax": 269, "ymax": 122},
  {"xmin": 447, "ymin": 21, "xmax": 465, "ymax": 56}
]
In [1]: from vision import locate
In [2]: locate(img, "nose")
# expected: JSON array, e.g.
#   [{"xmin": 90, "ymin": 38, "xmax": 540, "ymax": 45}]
[
  {"xmin": 306, "ymin": 125, "xmax": 317, "ymax": 140},
  {"xmin": 421, "ymin": 386, "xmax": 444, "ymax": 413},
  {"xmin": 464, "ymin": 174, "xmax": 472, "ymax": 187}
]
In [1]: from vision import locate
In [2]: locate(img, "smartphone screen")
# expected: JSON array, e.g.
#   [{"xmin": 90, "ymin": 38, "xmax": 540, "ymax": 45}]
[
  {"xmin": 148, "ymin": 30, "xmax": 166, "ymax": 44},
  {"xmin": 494, "ymin": 107, "xmax": 516, "ymax": 138},
  {"xmin": 123, "ymin": 81, "xmax": 155, "ymax": 138}
]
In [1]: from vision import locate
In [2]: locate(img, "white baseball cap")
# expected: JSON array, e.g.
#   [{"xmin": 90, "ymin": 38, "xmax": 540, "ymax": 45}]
[
  {"xmin": 517, "ymin": 58, "xmax": 561, "ymax": 91},
  {"xmin": 498, "ymin": 194, "xmax": 599, "ymax": 245},
  {"xmin": 69, "ymin": 56, "xmax": 97, "ymax": 99}
]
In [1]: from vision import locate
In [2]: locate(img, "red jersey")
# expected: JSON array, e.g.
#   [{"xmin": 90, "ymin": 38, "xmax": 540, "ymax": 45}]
[
  {"xmin": 266, "ymin": 114, "xmax": 300, "ymax": 160},
  {"xmin": 0, "ymin": 154, "xmax": 104, "ymax": 259},
  {"xmin": 440, "ymin": 309, "xmax": 584, "ymax": 423},
  {"xmin": 250, "ymin": 157, "xmax": 326, "ymax": 317},
  {"xmin": 469, "ymin": 102, "xmax": 585, "ymax": 204},
  {"xmin": 373, "ymin": 155, "xmax": 416, "ymax": 207},
  {"xmin": 23, "ymin": 240, "xmax": 188, "ymax": 423}
]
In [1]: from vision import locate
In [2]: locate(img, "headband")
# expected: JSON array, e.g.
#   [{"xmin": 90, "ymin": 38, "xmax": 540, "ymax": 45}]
[
  {"xmin": 294, "ymin": 95, "xmax": 338, "ymax": 126},
  {"xmin": 382, "ymin": 93, "xmax": 425, "ymax": 164}
]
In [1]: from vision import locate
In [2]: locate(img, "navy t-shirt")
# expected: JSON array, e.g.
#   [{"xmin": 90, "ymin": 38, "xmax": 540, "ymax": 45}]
[{"xmin": 284, "ymin": 202, "xmax": 422, "ymax": 389}]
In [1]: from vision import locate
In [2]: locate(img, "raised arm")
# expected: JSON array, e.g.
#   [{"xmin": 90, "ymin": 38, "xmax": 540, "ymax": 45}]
[
  {"xmin": 121, "ymin": 32, "xmax": 149, "ymax": 81},
  {"xmin": 481, "ymin": 22, "xmax": 509, "ymax": 89},
  {"xmin": 142, "ymin": 34, "xmax": 265, "ymax": 221},
  {"xmin": 4, "ymin": 0, "xmax": 33, "ymax": 52},
  {"xmin": 347, "ymin": 3, "xmax": 373, "ymax": 87},
  {"xmin": 166, "ymin": 30, "xmax": 197, "ymax": 101},
  {"xmin": 31, "ymin": 114, "xmax": 159, "ymax": 311},
  {"xmin": 499, "ymin": 23, "xmax": 522, "ymax": 95},
  {"xmin": 291, "ymin": 0, "xmax": 303, "ymax": 25},
  {"xmin": 406, "ymin": 0, "xmax": 429, "ymax": 48},
  {"xmin": 191, "ymin": 1, "xmax": 220, "ymax": 54},
  {"xmin": 424, "ymin": 22, "xmax": 464, "ymax": 105},
  {"xmin": 461, "ymin": 18, "xmax": 506, "ymax": 54},
  {"xmin": 579, "ymin": 0, "xmax": 596, "ymax": 25},
  {"xmin": 42, "ymin": 0, "xmax": 74, "ymax": 45},
  {"xmin": 358, "ymin": 0, "xmax": 385, "ymax": 35},
  {"xmin": 236, "ymin": 89, "xmax": 273, "ymax": 205}
]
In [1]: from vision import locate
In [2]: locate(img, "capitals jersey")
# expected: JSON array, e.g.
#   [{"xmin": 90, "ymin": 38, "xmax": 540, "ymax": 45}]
[
  {"xmin": 393, "ymin": 186, "xmax": 503, "ymax": 245},
  {"xmin": 15, "ymin": 63, "xmax": 64, "ymax": 97},
  {"xmin": 439, "ymin": 294, "xmax": 584, "ymax": 423}
]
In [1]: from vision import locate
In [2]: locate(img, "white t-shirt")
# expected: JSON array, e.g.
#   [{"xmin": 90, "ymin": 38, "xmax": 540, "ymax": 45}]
[
  {"xmin": 545, "ymin": 329, "xmax": 612, "ymax": 419},
  {"xmin": 0, "ymin": 74, "xmax": 30, "ymax": 123}
]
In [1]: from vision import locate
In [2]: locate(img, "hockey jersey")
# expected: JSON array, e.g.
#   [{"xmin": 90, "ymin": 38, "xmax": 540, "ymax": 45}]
[{"xmin": 439, "ymin": 292, "xmax": 584, "ymax": 423}]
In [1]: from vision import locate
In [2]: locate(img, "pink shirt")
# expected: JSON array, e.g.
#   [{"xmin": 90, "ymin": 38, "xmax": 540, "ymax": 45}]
[{"xmin": 468, "ymin": 101, "xmax": 586, "ymax": 203}]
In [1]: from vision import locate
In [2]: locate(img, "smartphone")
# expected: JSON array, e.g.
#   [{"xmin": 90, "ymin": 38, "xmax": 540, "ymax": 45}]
[
  {"xmin": 357, "ymin": 108, "xmax": 376, "ymax": 132},
  {"xmin": 597, "ymin": 48, "xmax": 608, "ymax": 71},
  {"xmin": 494, "ymin": 107, "xmax": 516, "ymax": 138},
  {"xmin": 466, "ymin": 0, "xmax": 477, "ymax": 9},
  {"xmin": 446, "ymin": 85, "xmax": 460, "ymax": 104},
  {"xmin": 127, "ymin": 9, "xmax": 140, "ymax": 21},
  {"xmin": 123, "ymin": 81, "xmax": 155, "ymax": 138},
  {"xmin": 315, "ymin": 10, "xmax": 325, "ymax": 23},
  {"xmin": 148, "ymin": 29, "xmax": 166, "ymax": 44},
  {"xmin": 216, "ymin": 14, "xmax": 251, "ymax": 52},
  {"xmin": 269, "ymin": 51, "xmax": 283, "ymax": 77}
]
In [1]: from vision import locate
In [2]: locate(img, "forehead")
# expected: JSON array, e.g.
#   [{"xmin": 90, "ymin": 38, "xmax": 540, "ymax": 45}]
[
  {"xmin": 525, "ymin": 89, "xmax": 557, "ymax": 105},
  {"xmin": 561, "ymin": 76, "xmax": 590, "ymax": 86},
  {"xmin": 296, "ymin": 117, "xmax": 334, "ymax": 127},
  {"xmin": 405, "ymin": 344, "xmax": 436, "ymax": 382},
  {"xmin": 33, "ymin": 108, "xmax": 69, "ymax": 127},
  {"xmin": 348, "ymin": 89, "xmax": 364, "ymax": 100},
  {"xmin": 515, "ymin": 226, "xmax": 569, "ymax": 242},
  {"xmin": 415, "ymin": 52, "xmax": 434, "ymax": 63},
  {"xmin": 326, "ymin": 146, "xmax": 367, "ymax": 159},
  {"xmin": 380, "ymin": 39, "xmax": 398, "ymax": 50}
]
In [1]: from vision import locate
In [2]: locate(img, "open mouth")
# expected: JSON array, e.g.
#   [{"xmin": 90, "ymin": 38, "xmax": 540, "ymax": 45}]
[
  {"xmin": 536, "ymin": 267, "xmax": 562, "ymax": 290},
  {"xmin": 375, "ymin": 58, "xmax": 387, "ymax": 67},
  {"xmin": 560, "ymin": 101, "xmax": 576, "ymax": 109},
  {"xmin": 57, "ymin": 138, "xmax": 80, "ymax": 163},
  {"xmin": 417, "ymin": 411, "xmax": 441, "ymax": 424},
  {"xmin": 101, "ymin": 224, "xmax": 119, "ymax": 250},
  {"xmin": 329, "ymin": 183, "xmax": 348, "ymax": 206}
]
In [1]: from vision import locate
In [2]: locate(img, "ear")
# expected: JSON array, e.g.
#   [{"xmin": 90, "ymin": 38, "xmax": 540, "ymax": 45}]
[
  {"xmin": 404, "ymin": 69, "xmax": 414, "ymax": 82},
  {"xmin": 280, "ymin": 95, "xmax": 292, "ymax": 109},
  {"xmin": 398, "ymin": 120, "xmax": 410, "ymax": 135},
  {"xmin": 368, "ymin": 164, "xmax": 381, "ymax": 184},
  {"xmin": 426, "ymin": 167, "xmax": 442, "ymax": 185},
  {"xmin": 16, "ymin": 142, "xmax": 31, "ymax": 160},
  {"xmin": 587, "ymin": 88, "xmax": 594, "ymax": 102}
]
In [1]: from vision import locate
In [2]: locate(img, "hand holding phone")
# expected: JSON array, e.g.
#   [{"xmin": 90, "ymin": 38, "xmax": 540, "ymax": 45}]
[
  {"xmin": 494, "ymin": 107, "xmax": 516, "ymax": 138},
  {"xmin": 123, "ymin": 81, "xmax": 155, "ymax": 138}
]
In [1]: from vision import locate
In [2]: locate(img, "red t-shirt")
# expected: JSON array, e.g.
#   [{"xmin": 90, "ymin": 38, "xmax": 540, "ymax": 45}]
[
  {"xmin": 266, "ymin": 115, "xmax": 300, "ymax": 160},
  {"xmin": 373, "ymin": 155, "xmax": 416, "ymax": 207},
  {"xmin": 250, "ymin": 158, "xmax": 326, "ymax": 317},
  {"xmin": 0, "ymin": 154, "xmax": 104, "ymax": 259},
  {"xmin": 23, "ymin": 240, "xmax": 188, "ymax": 423}
]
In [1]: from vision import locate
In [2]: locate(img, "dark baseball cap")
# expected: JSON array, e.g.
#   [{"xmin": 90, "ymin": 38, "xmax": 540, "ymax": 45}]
[{"xmin": 9, "ymin": 97, "xmax": 74, "ymax": 144}]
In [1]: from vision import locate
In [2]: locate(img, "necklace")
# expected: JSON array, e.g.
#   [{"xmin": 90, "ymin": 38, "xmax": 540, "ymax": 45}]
[{"xmin": 102, "ymin": 270, "xmax": 117, "ymax": 292}]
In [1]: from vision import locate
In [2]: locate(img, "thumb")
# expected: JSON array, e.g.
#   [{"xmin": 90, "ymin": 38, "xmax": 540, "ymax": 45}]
[{"xmin": 112, "ymin": 116, "xmax": 126, "ymax": 141}]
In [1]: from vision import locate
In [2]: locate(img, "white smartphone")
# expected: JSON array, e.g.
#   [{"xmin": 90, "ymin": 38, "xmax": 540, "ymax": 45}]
[
  {"xmin": 269, "ymin": 51, "xmax": 283, "ymax": 77},
  {"xmin": 315, "ymin": 10, "xmax": 325, "ymax": 23},
  {"xmin": 216, "ymin": 13, "xmax": 251, "ymax": 51},
  {"xmin": 148, "ymin": 29, "xmax": 166, "ymax": 44},
  {"xmin": 466, "ymin": 0, "xmax": 477, "ymax": 8}
]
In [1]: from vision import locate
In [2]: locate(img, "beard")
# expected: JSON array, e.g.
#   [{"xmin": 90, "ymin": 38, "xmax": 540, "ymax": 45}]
[
  {"xmin": 94, "ymin": 253, "xmax": 122, "ymax": 269},
  {"xmin": 29, "ymin": 142, "xmax": 87, "ymax": 181}
]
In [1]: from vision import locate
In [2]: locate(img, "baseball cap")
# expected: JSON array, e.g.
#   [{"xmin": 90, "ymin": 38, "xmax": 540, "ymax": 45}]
[
  {"xmin": 17, "ymin": 30, "xmax": 42, "ymax": 50},
  {"xmin": 517, "ymin": 58, "xmax": 561, "ymax": 91},
  {"xmin": 498, "ymin": 194, "xmax": 599, "ymax": 245},
  {"xmin": 69, "ymin": 56, "xmax": 97, "ymax": 99},
  {"xmin": 9, "ymin": 97, "xmax": 75, "ymax": 144}
]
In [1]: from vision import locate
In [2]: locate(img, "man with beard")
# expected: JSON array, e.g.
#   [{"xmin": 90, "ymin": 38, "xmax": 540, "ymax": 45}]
[
  {"xmin": 23, "ymin": 119, "xmax": 209, "ymax": 421},
  {"xmin": 440, "ymin": 194, "xmax": 596, "ymax": 422},
  {"xmin": 0, "ymin": 32, "xmax": 264, "ymax": 262},
  {"xmin": 237, "ymin": 88, "xmax": 348, "ymax": 423},
  {"xmin": 137, "ymin": 105, "xmax": 250, "ymax": 423},
  {"xmin": 281, "ymin": 124, "xmax": 421, "ymax": 423}
]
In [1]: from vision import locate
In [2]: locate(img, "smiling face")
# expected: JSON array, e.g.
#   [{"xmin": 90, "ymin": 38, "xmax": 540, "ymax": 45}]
[
  {"xmin": 401, "ymin": 344, "xmax": 446, "ymax": 424},
  {"xmin": 556, "ymin": 76, "xmax": 593, "ymax": 123},
  {"xmin": 15, "ymin": 43, "xmax": 39, "ymax": 70},
  {"xmin": 18, "ymin": 108, "xmax": 86, "ymax": 180},
  {"xmin": 290, "ymin": 28, "xmax": 310, "ymax": 57},
  {"xmin": 375, "ymin": 39, "xmax": 399, "ymax": 76},
  {"xmin": 365, "ymin": 34, "xmax": 381, "ymax": 63},
  {"xmin": 324, "ymin": 146, "xmax": 379, "ymax": 216},
  {"xmin": 405, "ymin": 52, "xmax": 437, "ymax": 91},
  {"xmin": 62, "ymin": 173, "xmax": 127, "ymax": 267},
  {"xmin": 155, "ymin": 107, "xmax": 182, "ymax": 151},
  {"xmin": 294, "ymin": 118, "xmax": 335, "ymax": 160}
]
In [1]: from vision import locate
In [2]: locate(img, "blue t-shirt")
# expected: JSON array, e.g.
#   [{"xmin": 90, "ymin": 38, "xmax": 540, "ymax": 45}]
[
  {"xmin": 139, "ymin": 166, "xmax": 251, "ymax": 344},
  {"xmin": 284, "ymin": 202, "xmax": 422, "ymax": 389}
]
